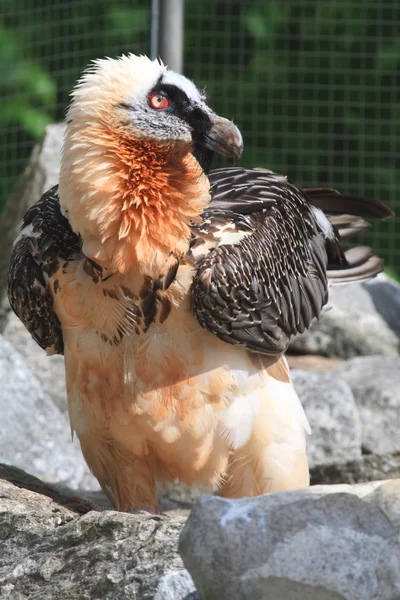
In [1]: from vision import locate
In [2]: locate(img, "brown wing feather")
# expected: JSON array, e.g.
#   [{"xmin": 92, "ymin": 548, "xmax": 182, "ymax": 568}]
[
  {"xmin": 192, "ymin": 168, "xmax": 393, "ymax": 355},
  {"xmin": 192, "ymin": 168, "xmax": 329, "ymax": 355},
  {"xmin": 7, "ymin": 187, "xmax": 81, "ymax": 355}
]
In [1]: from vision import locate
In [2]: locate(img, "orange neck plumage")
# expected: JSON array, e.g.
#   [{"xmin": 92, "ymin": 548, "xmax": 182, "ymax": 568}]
[{"xmin": 59, "ymin": 126, "xmax": 210, "ymax": 275}]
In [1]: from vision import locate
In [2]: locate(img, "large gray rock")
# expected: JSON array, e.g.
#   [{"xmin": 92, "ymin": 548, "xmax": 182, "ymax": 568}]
[
  {"xmin": 334, "ymin": 356, "xmax": 400, "ymax": 455},
  {"xmin": 154, "ymin": 571, "xmax": 198, "ymax": 600},
  {"xmin": 292, "ymin": 370, "xmax": 362, "ymax": 466},
  {"xmin": 366, "ymin": 273, "xmax": 400, "ymax": 339},
  {"xmin": 311, "ymin": 453, "xmax": 400, "ymax": 486},
  {"xmin": 0, "ymin": 123, "xmax": 65, "ymax": 316},
  {"xmin": 0, "ymin": 465, "xmax": 194, "ymax": 600},
  {"xmin": 180, "ymin": 480, "xmax": 400, "ymax": 600},
  {"xmin": 3, "ymin": 310, "xmax": 67, "ymax": 412},
  {"xmin": 289, "ymin": 282, "xmax": 400, "ymax": 358},
  {"xmin": 286, "ymin": 354, "xmax": 342, "ymax": 373},
  {"xmin": 36, "ymin": 122, "xmax": 65, "ymax": 194},
  {"xmin": 0, "ymin": 335, "xmax": 97, "ymax": 490}
]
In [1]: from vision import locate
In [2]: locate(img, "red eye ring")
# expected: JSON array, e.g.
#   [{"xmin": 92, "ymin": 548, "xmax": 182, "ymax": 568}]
[{"xmin": 148, "ymin": 93, "xmax": 170, "ymax": 110}]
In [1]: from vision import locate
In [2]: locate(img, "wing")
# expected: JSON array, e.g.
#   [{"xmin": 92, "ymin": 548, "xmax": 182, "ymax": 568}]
[
  {"xmin": 191, "ymin": 167, "xmax": 390, "ymax": 355},
  {"xmin": 7, "ymin": 186, "xmax": 81, "ymax": 355}
]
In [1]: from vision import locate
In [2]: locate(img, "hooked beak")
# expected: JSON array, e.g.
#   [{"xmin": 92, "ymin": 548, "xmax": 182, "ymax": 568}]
[{"xmin": 203, "ymin": 115, "xmax": 243, "ymax": 162}]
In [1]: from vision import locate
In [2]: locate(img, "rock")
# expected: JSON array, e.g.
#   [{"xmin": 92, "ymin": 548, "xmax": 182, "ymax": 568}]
[
  {"xmin": 1, "ymin": 462, "xmax": 199, "ymax": 518},
  {"xmin": 0, "ymin": 335, "xmax": 97, "ymax": 490},
  {"xmin": 0, "ymin": 464, "xmax": 190, "ymax": 600},
  {"xmin": 0, "ymin": 123, "xmax": 65, "ymax": 309},
  {"xmin": 292, "ymin": 370, "xmax": 362, "ymax": 466},
  {"xmin": 0, "ymin": 462, "xmax": 80, "ymax": 507},
  {"xmin": 3, "ymin": 310, "xmax": 67, "ymax": 412},
  {"xmin": 289, "ymin": 283, "xmax": 400, "ymax": 358},
  {"xmin": 36, "ymin": 122, "xmax": 65, "ymax": 195},
  {"xmin": 366, "ymin": 273, "xmax": 400, "ymax": 339},
  {"xmin": 333, "ymin": 356, "xmax": 400, "ymax": 455},
  {"xmin": 153, "ymin": 570, "xmax": 198, "ymax": 600},
  {"xmin": 158, "ymin": 483, "xmax": 202, "ymax": 518},
  {"xmin": 311, "ymin": 453, "xmax": 400, "ymax": 485},
  {"xmin": 179, "ymin": 480, "xmax": 400, "ymax": 600},
  {"xmin": 0, "ymin": 294, "xmax": 11, "ymax": 334},
  {"xmin": 286, "ymin": 354, "xmax": 342, "ymax": 373}
]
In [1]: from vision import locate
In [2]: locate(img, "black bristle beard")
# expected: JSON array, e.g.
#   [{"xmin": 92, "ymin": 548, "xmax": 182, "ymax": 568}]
[{"xmin": 192, "ymin": 145, "xmax": 214, "ymax": 174}]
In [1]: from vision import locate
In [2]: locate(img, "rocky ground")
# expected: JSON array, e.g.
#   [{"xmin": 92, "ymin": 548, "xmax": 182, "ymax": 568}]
[{"xmin": 0, "ymin": 125, "xmax": 400, "ymax": 599}]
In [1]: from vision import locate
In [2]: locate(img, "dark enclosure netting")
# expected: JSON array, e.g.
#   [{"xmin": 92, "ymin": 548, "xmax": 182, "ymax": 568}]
[{"xmin": 2, "ymin": 0, "xmax": 399, "ymax": 274}]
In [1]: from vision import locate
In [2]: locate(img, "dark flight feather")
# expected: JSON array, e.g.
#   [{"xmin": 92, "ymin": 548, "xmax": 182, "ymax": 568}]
[
  {"xmin": 192, "ymin": 168, "xmax": 393, "ymax": 355},
  {"xmin": 7, "ymin": 186, "xmax": 81, "ymax": 355}
]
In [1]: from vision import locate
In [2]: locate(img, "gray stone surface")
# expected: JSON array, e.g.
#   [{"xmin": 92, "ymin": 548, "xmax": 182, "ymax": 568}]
[
  {"xmin": 153, "ymin": 570, "xmax": 197, "ymax": 600},
  {"xmin": 366, "ymin": 273, "xmax": 400, "ymax": 339},
  {"xmin": 333, "ymin": 356, "xmax": 400, "ymax": 455},
  {"xmin": 180, "ymin": 480, "xmax": 400, "ymax": 600},
  {"xmin": 3, "ymin": 310, "xmax": 67, "ymax": 412},
  {"xmin": 0, "ymin": 466, "xmax": 189, "ymax": 600},
  {"xmin": 0, "ymin": 334, "xmax": 97, "ymax": 490},
  {"xmin": 292, "ymin": 370, "xmax": 362, "ymax": 466},
  {"xmin": 289, "ymin": 282, "xmax": 400, "ymax": 358},
  {"xmin": 311, "ymin": 453, "xmax": 400, "ymax": 486},
  {"xmin": 0, "ymin": 123, "xmax": 65, "ymax": 310},
  {"xmin": 38, "ymin": 122, "xmax": 65, "ymax": 194}
]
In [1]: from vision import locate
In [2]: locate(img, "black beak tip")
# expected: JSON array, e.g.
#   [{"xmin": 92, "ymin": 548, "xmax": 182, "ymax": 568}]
[
  {"xmin": 202, "ymin": 118, "xmax": 244, "ymax": 163},
  {"xmin": 224, "ymin": 125, "xmax": 243, "ymax": 163},
  {"xmin": 232, "ymin": 141, "xmax": 244, "ymax": 164}
]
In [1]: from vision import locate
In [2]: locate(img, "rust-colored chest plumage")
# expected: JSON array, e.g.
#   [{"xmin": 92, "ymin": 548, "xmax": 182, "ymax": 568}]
[{"xmin": 59, "ymin": 130, "xmax": 210, "ymax": 277}]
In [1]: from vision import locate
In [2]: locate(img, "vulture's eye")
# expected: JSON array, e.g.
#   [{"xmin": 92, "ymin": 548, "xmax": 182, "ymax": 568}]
[{"xmin": 148, "ymin": 93, "xmax": 170, "ymax": 110}]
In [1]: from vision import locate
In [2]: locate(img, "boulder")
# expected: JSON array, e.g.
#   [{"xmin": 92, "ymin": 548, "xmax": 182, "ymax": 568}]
[
  {"xmin": 289, "ymin": 281, "xmax": 400, "ymax": 358},
  {"xmin": 154, "ymin": 571, "xmax": 199, "ymax": 600},
  {"xmin": 286, "ymin": 354, "xmax": 342, "ymax": 373},
  {"xmin": 0, "ymin": 334, "xmax": 97, "ymax": 490},
  {"xmin": 333, "ymin": 355, "xmax": 400, "ymax": 455},
  {"xmin": 3, "ymin": 310, "xmax": 67, "ymax": 412},
  {"xmin": 180, "ymin": 480, "xmax": 400, "ymax": 600},
  {"xmin": 34, "ymin": 122, "xmax": 65, "ymax": 195},
  {"xmin": 366, "ymin": 273, "xmax": 400, "ymax": 339},
  {"xmin": 0, "ymin": 123, "xmax": 65, "ymax": 319},
  {"xmin": 292, "ymin": 370, "xmax": 362, "ymax": 466},
  {"xmin": 0, "ymin": 464, "xmax": 194, "ymax": 600},
  {"xmin": 311, "ymin": 453, "xmax": 400, "ymax": 486}
]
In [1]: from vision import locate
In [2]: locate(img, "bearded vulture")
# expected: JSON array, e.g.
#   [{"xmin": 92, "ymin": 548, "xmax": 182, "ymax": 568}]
[{"xmin": 8, "ymin": 54, "xmax": 393, "ymax": 511}]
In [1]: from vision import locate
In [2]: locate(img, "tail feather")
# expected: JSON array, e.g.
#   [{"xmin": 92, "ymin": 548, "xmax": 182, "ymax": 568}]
[
  {"xmin": 303, "ymin": 187, "xmax": 394, "ymax": 221},
  {"xmin": 328, "ymin": 254, "xmax": 383, "ymax": 284},
  {"xmin": 329, "ymin": 214, "xmax": 369, "ymax": 240},
  {"xmin": 304, "ymin": 187, "xmax": 394, "ymax": 285}
]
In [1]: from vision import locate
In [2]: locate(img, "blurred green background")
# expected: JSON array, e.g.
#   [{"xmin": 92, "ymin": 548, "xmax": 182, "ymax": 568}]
[{"xmin": 1, "ymin": 0, "xmax": 399, "ymax": 276}]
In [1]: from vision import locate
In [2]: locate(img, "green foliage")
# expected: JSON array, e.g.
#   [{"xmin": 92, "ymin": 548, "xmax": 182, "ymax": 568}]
[
  {"xmin": 0, "ymin": 0, "xmax": 150, "ymax": 217},
  {"xmin": 385, "ymin": 266, "xmax": 400, "ymax": 283},
  {"xmin": 0, "ymin": 23, "xmax": 55, "ymax": 136},
  {"xmin": 1, "ymin": 0, "xmax": 399, "ymax": 275},
  {"xmin": 185, "ymin": 0, "xmax": 400, "ymax": 276}
]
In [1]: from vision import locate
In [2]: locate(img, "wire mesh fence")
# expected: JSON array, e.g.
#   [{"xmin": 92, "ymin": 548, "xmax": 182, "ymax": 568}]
[{"xmin": 2, "ymin": 0, "xmax": 399, "ymax": 274}]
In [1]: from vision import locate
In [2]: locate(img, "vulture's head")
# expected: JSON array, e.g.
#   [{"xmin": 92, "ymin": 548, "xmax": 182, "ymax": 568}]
[
  {"xmin": 60, "ymin": 54, "xmax": 243, "ymax": 273},
  {"xmin": 65, "ymin": 53, "xmax": 243, "ymax": 168}
]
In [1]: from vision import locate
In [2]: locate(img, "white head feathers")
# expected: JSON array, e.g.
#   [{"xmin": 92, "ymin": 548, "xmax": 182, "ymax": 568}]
[{"xmin": 67, "ymin": 53, "xmax": 204, "ymax": 122}]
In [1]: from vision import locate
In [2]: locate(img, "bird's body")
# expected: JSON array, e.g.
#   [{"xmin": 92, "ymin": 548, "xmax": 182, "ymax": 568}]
[{"xmin": 8, "ymin": 54, "xmax": 393, "ymax": 511}]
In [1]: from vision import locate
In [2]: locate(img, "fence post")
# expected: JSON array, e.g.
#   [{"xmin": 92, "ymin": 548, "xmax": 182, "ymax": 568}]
[
  {"xmin": 157, "ymin": 0, "xmax": 184, "ymax": 72},
  {"xmin": 150, "ymin": 0, "xmax": 159, "ymax": 60}
]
